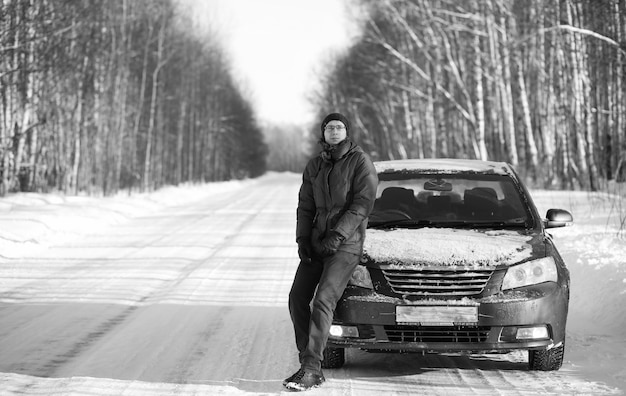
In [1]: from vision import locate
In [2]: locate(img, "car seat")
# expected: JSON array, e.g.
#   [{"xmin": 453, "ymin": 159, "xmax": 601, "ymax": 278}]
[
  {"xmin": 463, "ymin": 187, "xmax": 500, "ymax": 219},
  {"xmin": 427, "ymin": 195, "xmax": 452, "ymax": 214},
  {"xmin": 374, "ymin": 187, "xmax": 418, "ymax": 214}
]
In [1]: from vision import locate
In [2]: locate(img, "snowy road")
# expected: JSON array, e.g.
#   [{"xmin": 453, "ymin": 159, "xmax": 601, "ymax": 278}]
[{"xmin": 0, "ymin": 173, "xmax": 622, "ymax": 395}]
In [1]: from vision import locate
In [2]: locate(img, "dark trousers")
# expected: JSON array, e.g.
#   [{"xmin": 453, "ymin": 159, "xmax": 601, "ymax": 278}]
[{"xmin": 288, "ymin": 250, "xmax": 360, "ymax": 374}]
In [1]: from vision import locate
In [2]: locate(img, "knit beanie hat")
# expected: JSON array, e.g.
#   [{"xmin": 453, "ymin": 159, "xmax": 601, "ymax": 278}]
[{"xmin": 320, "ymin": 112, "xmax": 350, "ymax": 137}]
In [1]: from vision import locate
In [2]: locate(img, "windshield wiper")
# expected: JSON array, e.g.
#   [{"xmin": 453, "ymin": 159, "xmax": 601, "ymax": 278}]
[
  {"xmin": 464, "ymin": 220, "xmax": 529, "ymax": 229},
  {"xmin": 368, "ymin": 219, "xmax": 434, "ymax": 229},
  {"xmin": 368, "ymin": 219, "xmax": 529, "ymax": 230}
]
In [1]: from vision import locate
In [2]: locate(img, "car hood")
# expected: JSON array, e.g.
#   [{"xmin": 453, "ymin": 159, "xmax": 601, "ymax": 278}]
[{"xmin": 363, "ymin": 228, "xmax": 542, "ymax": 268}]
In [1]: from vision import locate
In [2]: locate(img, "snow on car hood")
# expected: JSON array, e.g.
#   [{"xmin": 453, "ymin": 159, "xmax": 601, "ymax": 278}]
[{"xmin": 364, "ymin": 228, "xmax": 534, "ymax": 268}]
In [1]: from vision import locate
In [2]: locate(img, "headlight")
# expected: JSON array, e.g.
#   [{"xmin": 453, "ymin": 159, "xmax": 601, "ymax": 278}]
[
  {"xmin": 348, "ymin": 265, "xmax": 373, "ymax": 289},
  {"xmin": 502, "ymin": 257, "xmax": 558, "ymax": 290},
  {"xmin": 329, "ymin": 325, "xmax": 360, "ymax": 338}
]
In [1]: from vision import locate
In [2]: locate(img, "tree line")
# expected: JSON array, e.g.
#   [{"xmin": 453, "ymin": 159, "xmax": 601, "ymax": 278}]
[
  {"xmin": 313, "ymin": 0, "xmax": 626, "ymax": 190},
  {"xmin": 0, "ymin": 0, "xmax": 267, "ymax": 196}
]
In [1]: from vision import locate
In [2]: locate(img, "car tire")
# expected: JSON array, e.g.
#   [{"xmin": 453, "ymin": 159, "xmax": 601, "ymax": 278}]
[
  {"xmin": 528, "ymin": 343, "xmax": 565, "ymax": 371},
  {"xmin": 321, "ymin": 346, "xmax": 345, "ymax": 369}
]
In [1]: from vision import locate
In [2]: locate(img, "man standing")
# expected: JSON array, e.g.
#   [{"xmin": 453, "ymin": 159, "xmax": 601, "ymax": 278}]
[{"xmin": 284, "ymin": 113, "xmax": 378, "ymax": 391}]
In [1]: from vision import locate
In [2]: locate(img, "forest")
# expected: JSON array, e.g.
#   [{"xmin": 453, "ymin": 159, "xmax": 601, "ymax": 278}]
[
  {"xmin": 313, "ymin": 0, "xmax": 626, "ymax": 190},
  {"xmin": 0, "ymin": 0, "xmax": 267, "ymax": 196},
  {"xmin": 2, "ymin": 0, "xmax": 626, "ymax": 196}
]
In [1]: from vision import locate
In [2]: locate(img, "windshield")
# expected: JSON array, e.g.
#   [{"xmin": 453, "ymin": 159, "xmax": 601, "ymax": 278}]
[{"xmin": 368, "ymin": 173, "xmax": 532, "ymax": 229}]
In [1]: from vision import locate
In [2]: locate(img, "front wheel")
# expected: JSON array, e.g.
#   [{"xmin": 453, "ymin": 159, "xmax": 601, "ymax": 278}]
[
  {"xmin": 321, "ymin": 346, "xmax": 345, "ymax": 369},
  {"xmin": 528, "ymin": 343, "xmax": 565, "ymax": 371}
]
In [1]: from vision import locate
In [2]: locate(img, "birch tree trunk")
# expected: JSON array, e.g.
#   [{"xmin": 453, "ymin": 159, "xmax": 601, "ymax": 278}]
[
  {"xmin": 511, "ymin": 43, "xmax": 538, "ymax": 176},
  {"xmin": 142, "ymin": 16, "xmax": 166, "ymax": 192},
  {"xmin": 498, "ymin": 8, "xmax": 519, "ymax": 166},
  {"xmin": 564, "ymin": 1, "xmax": 590, "ymax": 188},
  {"xmin": 535, "ymin": 3, "xmax": 556, "ymax": 186},
  {"xmin": 471, "ymin": 0, "xmax": 487, "ymax": 161},
  {"xmin": 616, "ymin": 0, "xmax": 625, "ymax": 180}
]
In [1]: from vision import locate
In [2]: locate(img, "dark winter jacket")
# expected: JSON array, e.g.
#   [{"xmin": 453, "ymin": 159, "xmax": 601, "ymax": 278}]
[{"xmin": 296, "ymin": 139, "xmax": 378, "ymax": 256}]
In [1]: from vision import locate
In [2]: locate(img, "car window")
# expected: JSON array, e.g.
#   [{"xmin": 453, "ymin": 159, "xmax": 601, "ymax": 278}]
[{"xmin": 369, "ymin": 174, "xmax": 530, "ymax": 228}]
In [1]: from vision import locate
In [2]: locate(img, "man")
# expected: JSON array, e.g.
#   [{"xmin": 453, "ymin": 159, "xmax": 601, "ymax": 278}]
[{"xmin": 284, "ymin": 112, "xmax": 378, "ymax": 391}]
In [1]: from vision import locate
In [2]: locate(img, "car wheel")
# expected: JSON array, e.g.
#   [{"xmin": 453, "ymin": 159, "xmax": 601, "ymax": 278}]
[
  {"xmin": 321, "ymin": 346, "xmax": 345, "ymax": 369},
  {"xmin": 528, "ymin": 343, "xmax": 565, "ymax": 371}
]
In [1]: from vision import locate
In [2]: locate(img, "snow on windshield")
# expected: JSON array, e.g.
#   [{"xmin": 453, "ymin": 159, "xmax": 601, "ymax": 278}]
[{"xmin": 364, "ymin": 228, "xmax": 533, "ymax": 267}]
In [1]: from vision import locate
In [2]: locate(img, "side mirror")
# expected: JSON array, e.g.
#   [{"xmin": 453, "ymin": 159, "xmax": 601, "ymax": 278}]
[{"xmin": 544, "ymin": 208, "xmax": 573, "ymax": 228}]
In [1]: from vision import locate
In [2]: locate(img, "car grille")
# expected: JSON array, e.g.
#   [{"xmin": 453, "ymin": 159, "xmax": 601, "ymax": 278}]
[
  {"xmin": 381, "ymin": 268, "xmax": 493, "ymax": 296},
  {"xmin": 384, "ymin": 325, "xmax": 490, "ymax": 343}
]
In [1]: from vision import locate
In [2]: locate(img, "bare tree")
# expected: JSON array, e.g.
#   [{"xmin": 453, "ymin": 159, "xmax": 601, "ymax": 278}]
[{"xmin": 312, "ymin": 0, "xmax": 626, "ymax": 191}]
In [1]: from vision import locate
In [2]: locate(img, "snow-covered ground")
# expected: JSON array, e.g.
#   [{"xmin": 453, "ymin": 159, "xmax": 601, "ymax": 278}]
[
  {"xmin": 0, "ymin": 172, "xmax": 624, "ymax": 395},
  {"xmin": 531, "ymin": 186, "xmax": 626, "ymax": 392}
]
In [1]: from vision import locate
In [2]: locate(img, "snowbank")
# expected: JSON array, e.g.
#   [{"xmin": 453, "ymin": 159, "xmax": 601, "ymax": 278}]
[{"xmin": 0, "ymin": 180, "xmax": 252, "ymax": 258}]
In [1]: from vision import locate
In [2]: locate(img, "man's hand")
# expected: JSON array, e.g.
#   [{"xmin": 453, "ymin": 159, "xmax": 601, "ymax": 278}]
[
  {"xmin": 319, "ymin": 232, "xmax": 345, "ymax": 256},
  {"xmin": 297, "ymin": 238, "xmax": 313, "ymax": 264}
]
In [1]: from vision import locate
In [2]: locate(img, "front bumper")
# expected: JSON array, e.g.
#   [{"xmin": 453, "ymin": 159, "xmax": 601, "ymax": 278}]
[{"xmin": 328, "ymin": 282, "xmax": 569, "ymax": 352}]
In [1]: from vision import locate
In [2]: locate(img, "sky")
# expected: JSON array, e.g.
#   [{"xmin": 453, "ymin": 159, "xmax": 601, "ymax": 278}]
[{"xmin": 177, "ymin": 0, "xmax": 361, "ymax": 126}]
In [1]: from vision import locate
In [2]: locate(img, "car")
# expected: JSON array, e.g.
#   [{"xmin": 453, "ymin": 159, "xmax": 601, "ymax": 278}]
[{"xmin": 324, "ymin": 158, "xmax": 573, "ymax": 371}]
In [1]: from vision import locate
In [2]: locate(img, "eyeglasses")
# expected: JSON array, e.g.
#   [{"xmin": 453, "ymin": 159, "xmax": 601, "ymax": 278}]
[{"xmin": 324, "ymin": 125, "xmax": 345, "ymax": 131}]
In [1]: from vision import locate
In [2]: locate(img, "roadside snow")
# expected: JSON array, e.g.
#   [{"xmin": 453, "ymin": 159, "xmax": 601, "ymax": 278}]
[
  {"xmin": 532, "ymin": 188, "xmax": 626, "ymax": 390},
  {"xmin": 0, "ymin": 180, "xmax": 251, "ymax": 258}
]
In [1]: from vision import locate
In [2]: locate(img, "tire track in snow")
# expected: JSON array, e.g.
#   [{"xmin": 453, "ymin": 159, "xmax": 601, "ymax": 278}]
[
  {"xmin": 148, "ymin": 177, "xmax": 300, "ymax": 384},
  {"xmin": 38, "ymin": 305, "xmax": 141, "ymax": 377},
  {"xmin": 34, "ymin": 174, "xmax": 297, "ymax": 380},
  {"xmin": 0, "ymin": 182, "xmax": 253, "ymax": 304},
  {"xmin": 0, "ymin": 178, "xmax": 268, "ymax": 305},
  {"xmin": 0, "ymin": 178, "xmax": 278, "ymax": 380}
]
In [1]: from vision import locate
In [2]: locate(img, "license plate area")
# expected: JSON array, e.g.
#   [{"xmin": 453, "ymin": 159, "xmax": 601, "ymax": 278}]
[{"xmin": 396, "ymin": 305, "xmax": 479, "ymax": 326}]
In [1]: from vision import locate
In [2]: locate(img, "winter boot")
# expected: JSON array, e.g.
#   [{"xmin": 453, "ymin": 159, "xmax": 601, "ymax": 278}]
[
  {"xmin": 282, "ymin": 368, "xmax": 304, "ymax": 387},
  {"xmin": 283, "ymin": 368, "xmax": 325, "ymax": 391}
]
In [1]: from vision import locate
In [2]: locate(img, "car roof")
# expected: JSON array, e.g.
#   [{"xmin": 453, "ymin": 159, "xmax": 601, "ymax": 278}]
[{"xmin": 374, "ymin": 158, "xmax": 514, "ymax": 176}]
